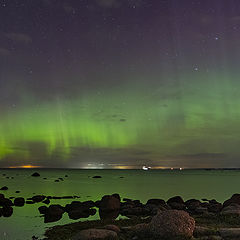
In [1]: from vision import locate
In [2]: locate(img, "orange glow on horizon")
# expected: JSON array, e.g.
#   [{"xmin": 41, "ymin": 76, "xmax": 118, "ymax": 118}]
[{"xmin": 9, "ymin": 165, "xmax": 41, "ymax": 169}]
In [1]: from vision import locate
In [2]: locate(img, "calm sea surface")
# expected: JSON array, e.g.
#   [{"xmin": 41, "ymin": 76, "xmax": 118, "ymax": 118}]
[{"xmin": 0, "ymin": 169, "xmax": 240, "ymax": 240}]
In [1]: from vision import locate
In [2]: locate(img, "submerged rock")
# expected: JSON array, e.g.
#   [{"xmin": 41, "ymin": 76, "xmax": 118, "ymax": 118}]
[
  {"xmin": 31, "ymin": 172, "xmax": 40, "ymax": 177},
  {"xmin": 14, "ymin": 197, "xmax": 25, "ymax": 207},
  {"xmin": 32, "ymin": 195, "xmax": 45, "ymax": 203}
]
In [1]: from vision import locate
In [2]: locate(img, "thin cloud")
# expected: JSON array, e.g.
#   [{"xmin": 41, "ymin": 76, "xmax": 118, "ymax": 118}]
[
  {"xmin": 0, "ymin": 47, "xmax": 11, "ymax": 56},
  {"xmin": 5, "ymin": 33, "xmax": 32, "ymax": 44}
]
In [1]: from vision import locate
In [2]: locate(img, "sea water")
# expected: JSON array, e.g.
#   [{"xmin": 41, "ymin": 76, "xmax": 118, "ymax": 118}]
[{"xmin": 0, "ymin": 169, "xmax": 240, "ymax": 240}]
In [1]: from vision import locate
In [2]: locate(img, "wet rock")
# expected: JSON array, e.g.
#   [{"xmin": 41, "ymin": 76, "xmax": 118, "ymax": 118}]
[
  {"xmin": 43, "ymin": 199, "xmax": 50, "ymax": 204},
  {"xmin": 68, "ymin": 208, "xmax": 96, "ymax": 220},
  {"xmin": 32, "ymin": 195, "xmax": 45, "ymax": 203},
  {"xmin": 195, "ymin": 207, "xmax": 208, "ymax": 214},
  {"xmin": 219, "ymin": 228, "xmax": 240, "ymax": 238},
  {"xmin": 131, "ymin": 223, "xmax": 150, "ymax": 237},
  {"xmin": 104, "ymin": 225, "xmax": 121, "ymax": 234},
  {"xmin": 99, "ymin": 209, "xmax": 119, "ymax": 220},
  {"xmin": 66, "ymin": 201, "xmax": 96, "ymax": 220},
  {"xmin": 31, "ymin": 172, "xmax": 40, "ymax": 177},
  {"xmin": 44, "ymin": 204, "xmax": 65, "ymax": 223},
  {"xmin": 185, "ymin": 199, "xmax": 201, "ymax": 211},
  {"xmin": 92, "ymin": 176, "xmax": 102, "ymax": 178},
  {"xmin": 99, "ymin": 195, "xmax": 120, "ymax": 212},
  {"xmin": 15, "ymin": 191, "xmax": 20, "ymax": 193},
  {"xmin": 146, "ymin": 199, "xmax": 166, "ymax": 206},
  {"xmin": 223, "ymin": 194, "xmax": 240, "ymax": 208},
  {"xmin": 38, "ymin": 206, "xmax": 48, "ymax": 214},
  {"xmin": 71, "ymin": 229, "xmax": 118, "ymax": 240},
  {"xmin": 112, "ymin": 193, "xmax": 121, "ymax": 201},
  {"xmin": 149, "ymin": 210, "xmax": 195, "ymax": 239},
  {"xmin": 0, "ymin": 198, "xmax": 13, "ymax": 207},
  {"xmin": 167, "ymin": 196, "xmax": 186, "ymax": 210},
  {"xmin": 220, "ymin": 203, "xmax": 240, "ymax": 216},
  {"xmin": 2, "ymin": 207, "xmax": 13, "ymax": 217},
  {"xmin": 193, "ymin": 226, "xmax": 218, "ymax": 237},
  {"xmin": 14, "ymin": 197, "xmax": 25, "ymax": 207},
  {"xmin": 0, "ymin": 186, "xmax": 8, "ymax": 190},
  {"xmin": 208, "ymin": 202, "xmax": 222, "ymax": 213},
  {"xmin": 26, "ymin": 201, "xmax": 35, "ymax": 204}
]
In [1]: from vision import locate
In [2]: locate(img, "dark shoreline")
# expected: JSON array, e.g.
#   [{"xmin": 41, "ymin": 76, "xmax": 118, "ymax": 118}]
[{"xmin": 41, "ymin": 193, "xmax": 240, "ymax": 240}]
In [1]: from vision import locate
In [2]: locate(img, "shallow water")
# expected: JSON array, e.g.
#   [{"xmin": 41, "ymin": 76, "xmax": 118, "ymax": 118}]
[{"xmin": 0, "ymin": 169, "xmax": 240, "ymax": 240}]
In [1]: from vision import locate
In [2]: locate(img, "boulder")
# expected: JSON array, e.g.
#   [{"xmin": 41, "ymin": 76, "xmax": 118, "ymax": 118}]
[
  {"xmin": 38, "ymin": 206, "xmax": 48, "ymax": 214},
  {"xmin": 185, "ymin": 199, "xmax": 201, "ymax": 211},
  {"xmin": 104, "ymin": 225, "xmax": 120, "ymax": 234},
  {"xmin": 220, "ymin": 203, "xmax": 240, "ymax": 216},
  {"xmin": 146, "ymin": 199, "xmax": 166, "ymax": 206},
  {"xmin": 71, "ymin": 229, "xmax": 118, "ymax": 240},
  {"xmin": 112, "ymin": 193, "xmax": 121, "ymax": 201},
  {"xmin": 14, "ymin": 197, "xmax": 25, "ymax": 207},
  {"xmin": 0, "ymin": 198, "xmax": 13, "ymax": 207},
  {"xmin": 219, "ymin": 228, "xmax": 240, "ymax": 238},
  {"xmin": 2, "ymin": 207, "xmax": 13, "ymax": 217},
  {"xmin": 44, "ymin": 204, "xmax": 65, "ymax": 223},
  {"xmin": 223, "ymin": 194, "xmax": 240, "ymax": 208},
  {"xmin": 149, "ymin": 210, "xmax": 195, "ymax": 239},
  {"xmin": 167, "ymin": 196, "xmax": 186, "ymax": 210},
  {"xmin": 99, "ymin": 195, "xmax": 120, "ymax": 212},
  {"xmin": 68, "ymin": 208, "xmax": 96, "ymax": 220},
  {"xmin": 31, "ymin": 172, "xmax": 40, "ymax": 177}
]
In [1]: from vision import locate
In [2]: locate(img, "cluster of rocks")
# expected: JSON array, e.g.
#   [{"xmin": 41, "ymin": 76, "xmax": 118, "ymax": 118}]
[{"xmin": 71, "ymin": 210, "xmax": 196, "ymax": 240}]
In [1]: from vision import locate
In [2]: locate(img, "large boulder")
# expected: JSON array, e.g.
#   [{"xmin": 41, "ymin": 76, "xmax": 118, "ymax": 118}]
[
  {"xmin": 99, "ymin": 195, "xmax": 120, "ymax": 212},
  {"xmin": 71, "ymin": 229, "xmax": 118, "ymax": 240},
  {"xmin": 149, "ymin": 210, "xmax": 195, "ymax": 239},
  {"xmin": 221, "ymin": 203, "xmax": 240, "ymax": 216},
  {"xmin": 223, "ymin": 194, "xmax": 240, "ymax": 207},
  {"xmin": 44, "ymin": 204, "xmax": 65, "ymax": 223}
]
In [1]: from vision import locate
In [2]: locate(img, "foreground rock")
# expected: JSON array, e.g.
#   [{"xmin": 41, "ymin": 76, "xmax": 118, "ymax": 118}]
[
  {"xmin": 220, "ymin": 203, "xmax": 240, "ymax": 216},
  {"xmin": 149, "ymin": 210, "xmax": 195, "ymax": 239},
  {"xmin": 71, "ymin": 229, "xmax": 118, "ymax": 240},
  {"xmin": 223, "ymin": 194, "xmax": 240, "ymax": 207},
  {"xmin": 99, "ymin": 195, "xmax": 120, "ymax": 220}
]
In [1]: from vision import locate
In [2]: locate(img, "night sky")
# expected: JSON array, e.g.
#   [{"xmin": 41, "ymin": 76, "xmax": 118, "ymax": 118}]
[{"xmin": 1, "ymin": 0, "xmax": 240, "ymax": 168}]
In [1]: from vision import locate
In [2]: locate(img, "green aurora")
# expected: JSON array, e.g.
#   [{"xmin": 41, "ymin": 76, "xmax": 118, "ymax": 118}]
[{"xmin": 1, "ymin": 71, "xmax": 240, "ymax": 168}]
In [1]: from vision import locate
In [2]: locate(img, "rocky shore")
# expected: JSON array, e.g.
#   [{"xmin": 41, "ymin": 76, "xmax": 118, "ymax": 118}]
[
  {"xmin": 1, "ymin": 172, "xmax": 240, "ymax": 239},
  {"xmin": 41, "ymin": 193, "xmax": 240, "ymax": 240}
]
